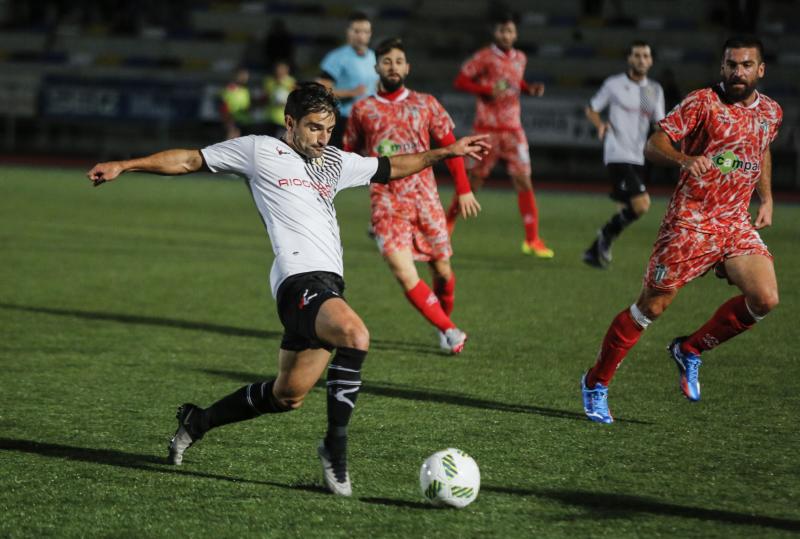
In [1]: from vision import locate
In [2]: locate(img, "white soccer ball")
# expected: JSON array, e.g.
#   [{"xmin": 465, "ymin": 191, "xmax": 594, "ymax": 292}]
[{"xmin": 419, "ymin": 448, "xmax": 480, "ymax": 508}]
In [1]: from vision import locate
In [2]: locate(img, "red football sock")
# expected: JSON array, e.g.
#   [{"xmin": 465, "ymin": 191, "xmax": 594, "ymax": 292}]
[
  {"xmin": 405, "ymin": 280, "xmax": 456, "ymax": 332},
  {"xmin": 586, "ymin": 308, "xmax": 644, "ymax": 388},
  {"xmin": 517, "ymin": 190, "xmax": 539, "ymax": 243},
  {"xmin": 682, "ymin": 295, "xmax": 756, "ymax": 355},
  {"xmin": 433, "ymin": 273, "xmax": 456, "ymax": 316}
]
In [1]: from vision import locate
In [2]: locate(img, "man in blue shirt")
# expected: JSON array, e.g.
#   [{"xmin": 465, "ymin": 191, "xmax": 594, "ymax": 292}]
[{"xmin": 318, "ymin": 11, "xmax": 379, "ymax": 147}]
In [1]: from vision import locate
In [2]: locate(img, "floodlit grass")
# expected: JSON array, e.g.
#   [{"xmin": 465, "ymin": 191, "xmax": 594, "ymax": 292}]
[{"xmin": 1, "ymin": 165, "xmax": 798, "ymax": 538}]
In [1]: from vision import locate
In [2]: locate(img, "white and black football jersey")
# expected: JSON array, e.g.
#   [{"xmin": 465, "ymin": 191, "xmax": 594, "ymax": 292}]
[
  {"xmin": 201, "ymin": 135, "xmax": 379, "ymax": 296},
  {"xmin": 589, "ymin": 73, "xmax": 666, "ymax": 165}
]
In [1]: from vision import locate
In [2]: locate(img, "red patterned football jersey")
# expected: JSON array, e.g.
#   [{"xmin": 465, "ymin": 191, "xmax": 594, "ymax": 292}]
[
  {"xmin": 459, "ymin": 44, "xmax": 526, "ymax": 131},
  {"xmin": 658, "ymin": 85, "xmax": 782, "ymax": 232},
  {"xmin": 345, "ymin": 89, "xmax": 455, "ymax": 260}
]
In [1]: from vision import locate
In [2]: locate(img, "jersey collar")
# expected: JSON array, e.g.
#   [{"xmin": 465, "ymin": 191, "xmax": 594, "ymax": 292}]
[
  {"xmin": 625, "ymin": 72, "xmax": 649, "ymax": 87},
  {"xmin": 719, "ymin": 83, "xmax": 761, "ymax": 109},
  {"xmin": 490, "ymin": 43, "xmax": 516, "ymax": 59},
  {"xmin": 375, "ymin": 87, "xmax": 409, "ymax": 103},
  {"xmin": 277, "ymin": 136, "xmax": 316, "ymax": 162}
]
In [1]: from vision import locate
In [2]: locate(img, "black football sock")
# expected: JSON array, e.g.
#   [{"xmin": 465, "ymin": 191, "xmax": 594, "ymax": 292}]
[
  {"xmin": 324, "ymin": 347, "xmax": 366, "ymax": 462},
  {"xmin": 601, "ymin": 206, "xmax": 639, "ymax": 243},
  {"xmin": 203, "ymin": 379, "xmax": 291, "ymax": 432}
]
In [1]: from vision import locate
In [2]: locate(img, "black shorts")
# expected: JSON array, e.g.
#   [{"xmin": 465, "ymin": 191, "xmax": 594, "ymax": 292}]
[
  {"xmin": 607, "ymin": 163, "xmax": 647, "ymax": 203},
  {"xmin": 275, "ymin": 271, "xmax": 345, "ymax": 352}
]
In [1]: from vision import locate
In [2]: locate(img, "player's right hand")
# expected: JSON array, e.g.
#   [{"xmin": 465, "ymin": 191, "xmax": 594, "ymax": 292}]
[
  {"xmin": 451, "ymin": 134, "xmax": 490, "ymax": 161},
  {"xmin": 87, "ymin": 161, "xmax": 124, "ymax": 187},
  {"xmin": 351, "ymin": 84, "xmax": 366, "ymax": 98},
  {"xmin": 597, "ymin": 122, "xmax": 610, "ymax": 140},
  {"xmin": 680, "ymin": 155, "xmax": 714, "ymax": 178}
]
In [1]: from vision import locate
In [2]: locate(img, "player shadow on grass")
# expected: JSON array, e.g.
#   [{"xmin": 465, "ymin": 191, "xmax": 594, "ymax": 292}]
[
  {"xmin": 482, "ymin": 485, "xmax": 800, "ymax": 532},
  {"xmin": 359, "ymin": 497, "xmax": 439, "ymax": 509},
  {"xmin": 200, "ymin": 368, "xmax": 649, "ymax": 424},
  {"xmin": 0, "ymin": 302, "xmax": 440, "ymax": 356},
  {"xmin": 0, "ymin": 437, "xmax": 328, "ymax": 494}
]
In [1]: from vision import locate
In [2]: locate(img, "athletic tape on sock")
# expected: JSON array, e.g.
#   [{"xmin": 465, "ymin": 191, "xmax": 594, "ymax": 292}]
[
  {"xmin": 744, "ymin": 299, "xmax": 766, "ymax": 322},
  {"xmin": 629, "ymin": 303, "xmax": 652, "ymax": 329}
]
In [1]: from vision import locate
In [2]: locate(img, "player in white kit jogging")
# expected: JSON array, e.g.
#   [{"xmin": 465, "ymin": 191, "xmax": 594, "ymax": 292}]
[
  {"xmin": 583, "ymin": 40, "xmax": 665, "ymax": 268},
  {"xmin": 86, "ymin": 82, "xmax": 489, "ymax": 496}
]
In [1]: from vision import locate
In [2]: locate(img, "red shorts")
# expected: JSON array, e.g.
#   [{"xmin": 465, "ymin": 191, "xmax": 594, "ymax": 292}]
[
  {"xmin": 370, "ymin": 181, "xmax": 451, "ymax": 261},
  {"xmin": 467, "ymin": 128, "xmax": 531, "ymax": 179},
  {"xmin": 644, "ymin": 222, "xmax": 772, "ymax": 290}
]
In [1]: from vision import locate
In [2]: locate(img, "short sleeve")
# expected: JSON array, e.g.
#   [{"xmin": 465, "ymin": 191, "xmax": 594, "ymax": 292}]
[
  {"xmin": 342, "ymin": 105, "xmax": 364, "ymax": 152},
  {"xmin": 589, "ymin": 80, "xmax": 611, "ymax": 112},
  {"xmin": 337, "ymin": 150, "xmax": 379, "ymax": 192},
  {"xmin": 320, "ymin": 50, "xmax": 342, "ymax": 83},
  {"xmin": 658, "ymin": 90, "xmax": 707, "ymax": 143},
  {"xmin": 653, "ymin": 84, "xmax": 666, "ymax": 123},
  {"xmin": 201, "ymin": 135, "xmax": 257, "ymax": 177},
  {"xmin": 769, "ymin": 103, "xmax": 783, "ymax": 144},
  {"xmin": 427, "ymin": 96, "xmax": 455, "ymax": 141}
]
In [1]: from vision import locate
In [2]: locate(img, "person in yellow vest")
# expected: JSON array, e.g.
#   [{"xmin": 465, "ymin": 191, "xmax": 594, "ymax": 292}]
[
  {"xmin": 220, "ymin": 67, "xmax": 253, "ymax": 139},
  {"xmin": 263, "ymin": 61, "xmax": 296, "ymax": 137}
]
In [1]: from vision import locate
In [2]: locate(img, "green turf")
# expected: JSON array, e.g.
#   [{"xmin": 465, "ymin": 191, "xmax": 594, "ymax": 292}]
[{"xmin": 1, "ymin": 165, "xmax": 798, "ymax": 538}]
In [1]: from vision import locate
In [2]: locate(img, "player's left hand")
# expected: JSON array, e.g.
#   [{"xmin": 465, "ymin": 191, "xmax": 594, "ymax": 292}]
[
  {"xmin": 451, "ymin": 134, "xmax": 490, "ymax": 161},
  {"xmin": 457, "ymin": 192, "xmax": 481, "ymax": 219},
  {"xmin": 525, "ymin": 83, "xmax": 545, "ymax": 97},
  {"xmin": 754, "ymin": 200, "xmax": 773, "ymax": 229}
]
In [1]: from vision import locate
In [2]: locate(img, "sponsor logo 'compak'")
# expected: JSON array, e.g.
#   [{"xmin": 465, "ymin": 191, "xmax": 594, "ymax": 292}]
[
  {"xmin": 711, "ymin": 150, "xmax": 760, "ymax": 174},
  {"xmin": 377, "ymin": 139, "xmax": 399, "ymax": 157}
]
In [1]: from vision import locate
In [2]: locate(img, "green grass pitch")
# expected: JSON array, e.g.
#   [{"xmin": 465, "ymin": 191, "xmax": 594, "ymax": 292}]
[{"xmin": 1, "ymin": 166, "xmax": 798, "ymax": 538}]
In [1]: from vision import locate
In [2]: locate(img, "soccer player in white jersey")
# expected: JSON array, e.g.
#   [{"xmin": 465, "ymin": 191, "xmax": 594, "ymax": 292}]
[
  {"xmin": 583, "ymin": 41, "xmax": 665, "ymax": 268},
  {"xmin": 86, "ymin": 83, "xmax": 489, "ymax": 496}
]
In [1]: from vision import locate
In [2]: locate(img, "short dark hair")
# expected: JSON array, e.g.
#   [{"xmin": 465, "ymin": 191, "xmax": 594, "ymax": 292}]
[
  {"xmin": 284, "ymin": 82, "xmax": 339, "ymax": 121},
  {"xmin": 375, "ymin": 37, "xmax": 405, "ymax": 59},
  {"xmin": 348, "ymin": 11, "xmax": 370, "ymax": 24},
  {"xmin": 627, "ymin": 40, "xmax": 651, "ymax": 57},
  {"xmin": 722, "ymin": 35, "xmax": 764, "ymax": 62},
  {"xmin": 490, "ymin": 10, "xmax": 518, "ymax": 27}
]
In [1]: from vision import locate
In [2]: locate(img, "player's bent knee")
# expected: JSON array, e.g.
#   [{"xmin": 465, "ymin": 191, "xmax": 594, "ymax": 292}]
[
  {"xmin": 749, "ymin": 290, "xmax": 779, "ymax": 316},
  {"xmin": 277, "ymin": 397, "xmax": 305, "ymax": 410},
  {"xmin": 629, "ymin": 196, "xmax": 650, "ymax": 216},
  {"xmin": 638, "ymin": 299, "xmax": 669, "ymax": 320},
  {"xmin": 339, "ymin": 319, "xmax": 370, "ymax": 350}
]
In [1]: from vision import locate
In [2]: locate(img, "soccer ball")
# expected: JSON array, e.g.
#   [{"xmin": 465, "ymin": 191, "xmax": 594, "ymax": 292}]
[{"xmin": 419, "ymin": 448, "xmax": 480, "ymax": 508}]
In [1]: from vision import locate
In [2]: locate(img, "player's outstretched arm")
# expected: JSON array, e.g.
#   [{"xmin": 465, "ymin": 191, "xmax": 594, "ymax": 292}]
[
  {"xmin": 754, "ymin": 148, "xmax": 773, "ymax": 229},
  {"xmin": 87, "ymin": 149, "xmax": 205, "ymax": 186},
  {"xmin": 645, "ymin": 129, "xmax": 712, "ymax": 177},
  {"xmin": 387, "ymin": 135, "xmax": 490, "ymax": 180}
]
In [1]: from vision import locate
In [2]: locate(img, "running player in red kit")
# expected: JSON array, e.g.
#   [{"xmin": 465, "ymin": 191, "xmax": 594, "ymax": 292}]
[
  {"xmin": 581, "ymin": 36, "xmax": 782, "ymax": 423},
  {"xmin": 345, "ymin": 38, "xmax": 481, "ymax": 353},
  {"xmin": 447, "ymin": 11, "xmax": 553, "ymax": 258}
]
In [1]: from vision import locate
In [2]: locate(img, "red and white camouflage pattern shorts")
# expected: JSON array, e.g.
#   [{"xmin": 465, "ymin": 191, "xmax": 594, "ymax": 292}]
[
  {"xmin": 644, "ymin": 221, "xmax": 772, "ymax": 290},
  {"xmin": 370, "ymin": 181, "xmax": 451, "ymax": 261},
  {"xmin": 467, "ymin": 129, "xmax": 531, "ymax": 179}
]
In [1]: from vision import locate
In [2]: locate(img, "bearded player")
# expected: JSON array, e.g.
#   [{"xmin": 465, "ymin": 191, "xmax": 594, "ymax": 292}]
[
  {"xmin": 447, "ymin": 11, "xmax": 553, "ymax": 258},
  {"xmin": 581, "ymin": 36, "xmax": 782, "ymax": 424},
  {"xmin": 344, "ymin": 38, "xmax": 481, "ymax": 353}
]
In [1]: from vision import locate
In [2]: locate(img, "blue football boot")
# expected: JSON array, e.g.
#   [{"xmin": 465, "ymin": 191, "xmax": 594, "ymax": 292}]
[
  {"xmin": 581, "ymin": 373, "xmax": 613, "ymax": 424},
  {"xmin": 668, "ymin": 337, "xmax": 702, "ymax": 401}
]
